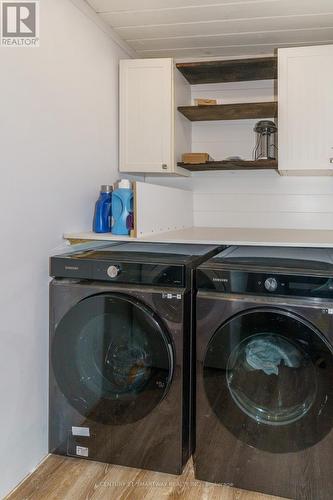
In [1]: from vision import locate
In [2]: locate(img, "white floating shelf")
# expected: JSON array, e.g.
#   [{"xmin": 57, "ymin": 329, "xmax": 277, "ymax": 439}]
[{"xmin": 64, "ymin": 227, "xmax": 333, "ymax": 248}]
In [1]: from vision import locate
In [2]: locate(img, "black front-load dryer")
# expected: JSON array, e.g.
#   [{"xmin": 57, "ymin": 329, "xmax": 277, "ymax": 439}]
[
  {"xmin": 195, "ymin": 246, "xmax": 333, "ymax": 499},
  {"xmin": 49, "ymin": 241, "xmax": 221, "ymax": 474}
]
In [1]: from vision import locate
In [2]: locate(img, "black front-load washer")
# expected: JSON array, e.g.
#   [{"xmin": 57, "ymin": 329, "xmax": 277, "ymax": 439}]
[
  {"xmin": 195, "ymin": 246, "xmax": 333, "ymax": 499},
  {"xmin": 49, "ymin": 241, "xmax": 222, "ymax": 474}
]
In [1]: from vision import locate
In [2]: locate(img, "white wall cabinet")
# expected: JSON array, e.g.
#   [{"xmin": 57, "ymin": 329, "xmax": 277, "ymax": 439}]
[
  {"xmin": 278, "ymin": 45, "xmax": 333, "ymax": 176},
  {"xmin": 119, "ymin": 58, "xmax": 191, "ymax": 176}
]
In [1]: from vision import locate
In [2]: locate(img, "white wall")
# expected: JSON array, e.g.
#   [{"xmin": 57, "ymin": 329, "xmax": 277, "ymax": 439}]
[
  {"xmin": 0, "ymin": 0, "xmax": 130, "ymax": 496},
  {"xmin": 192, "ymin": 171, "xmax": 333, "ymax": 229}
]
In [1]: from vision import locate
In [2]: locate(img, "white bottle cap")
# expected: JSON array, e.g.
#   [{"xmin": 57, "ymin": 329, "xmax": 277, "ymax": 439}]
[{"xmin": 118, "ymin": 179, "xmax": 132, "ymax": 189}]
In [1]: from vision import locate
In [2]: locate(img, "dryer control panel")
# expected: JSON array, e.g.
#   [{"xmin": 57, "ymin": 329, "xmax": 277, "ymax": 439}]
[{"xmin": 197, "ymin": 268, "xmax": 333, "ymax": 299}]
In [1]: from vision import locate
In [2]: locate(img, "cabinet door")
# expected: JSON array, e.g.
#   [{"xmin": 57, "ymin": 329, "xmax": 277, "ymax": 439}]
[
  {"xmin": 120, "ymin": 58, "xmax": 173, "ymax": 174},
  {"xmin": 278, "ymin": 45, "xmax": 333, "ymax": 175}
]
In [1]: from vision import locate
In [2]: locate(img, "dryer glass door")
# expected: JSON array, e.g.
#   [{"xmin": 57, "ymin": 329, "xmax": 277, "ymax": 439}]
[
  {"xmin": 203, "ymin": 308, "xmax": 333, "ymax": 453},
  {"xmin": 52, "ymin": 293, "xmax": 174, "ymax": 424}
]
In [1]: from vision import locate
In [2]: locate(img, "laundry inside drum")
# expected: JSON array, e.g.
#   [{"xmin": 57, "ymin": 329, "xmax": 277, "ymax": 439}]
[{"xmin": 226, "ymin": 333, "xmax": 318, "ymax": 426}]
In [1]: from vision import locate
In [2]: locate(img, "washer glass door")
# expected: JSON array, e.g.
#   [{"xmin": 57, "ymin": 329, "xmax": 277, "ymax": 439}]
[
  {"xmin": 203, "ymin": 308, "xmax": 333, "ymax": 452},
  {"xmin": 52, "ymin": 293, "xmax": 174, "ymax": 425}
]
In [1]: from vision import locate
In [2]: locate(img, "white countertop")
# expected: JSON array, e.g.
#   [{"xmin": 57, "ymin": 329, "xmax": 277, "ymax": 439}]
[{"xmin": 64, "ymin": 227, "xmax": 333, "ymax": 248}]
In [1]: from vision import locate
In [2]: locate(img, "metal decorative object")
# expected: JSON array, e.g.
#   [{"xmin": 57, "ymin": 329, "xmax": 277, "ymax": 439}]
[{"xmin": 253, "ymin": 120, "xmax": 278, "ymax": 160}]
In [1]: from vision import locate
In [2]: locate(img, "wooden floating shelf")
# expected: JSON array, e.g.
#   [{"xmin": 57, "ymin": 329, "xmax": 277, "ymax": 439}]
[
  {"xmin": 178, "ymin": 101, "xmax": 277, "ymax": 122},
  {"xmin": 177, "ymin": 159, "xmax": 278, "ymax": 172},
  {"xmin": 176, "ymin": 57, "xmax": 277, "ymax": 85}
]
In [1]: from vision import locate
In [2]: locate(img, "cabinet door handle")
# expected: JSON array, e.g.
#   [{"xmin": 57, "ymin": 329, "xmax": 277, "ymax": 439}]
[
  {"xmin": 162, "ymin": 164, "xmax": 168, "ymax": 170},
  {"xmin": 330, "ymin": 158, "xmax": 333, "ymax": 164}
]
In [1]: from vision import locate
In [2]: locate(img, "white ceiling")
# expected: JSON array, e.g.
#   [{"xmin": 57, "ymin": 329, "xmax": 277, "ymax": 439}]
[{"xmin": 86, "ymin": 0, "xmax": 333, "ymax": 59}]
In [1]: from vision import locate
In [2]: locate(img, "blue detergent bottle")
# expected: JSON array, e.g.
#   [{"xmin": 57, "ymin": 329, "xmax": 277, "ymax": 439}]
[
  {"xmin": 111, "ymin": 179, "xmax": 133, "ymax": 235},
  {"xmin": 93, "ymin": 185, "xmax": 112, "ymax": 233}
]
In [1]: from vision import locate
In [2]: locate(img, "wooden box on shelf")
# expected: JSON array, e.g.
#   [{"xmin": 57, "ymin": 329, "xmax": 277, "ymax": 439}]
[
  {"xmin": 182, "ymin": 153, "xmax": 213, "ymax": 164},
  {"xmin": 194, "ymin": 98, "xmax": 217, "ymax": 106}
]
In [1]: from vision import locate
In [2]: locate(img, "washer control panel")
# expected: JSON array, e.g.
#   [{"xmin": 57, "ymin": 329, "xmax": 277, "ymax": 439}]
[{"xmin": 50, "ymin": 255, "xmax": 185, "ymax": 286}]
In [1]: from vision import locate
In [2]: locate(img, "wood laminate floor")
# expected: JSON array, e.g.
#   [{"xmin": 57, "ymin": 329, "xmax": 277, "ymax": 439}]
[{"xmin": 6, "ymin": 454, "xmax": 284, "ymax": 500}]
